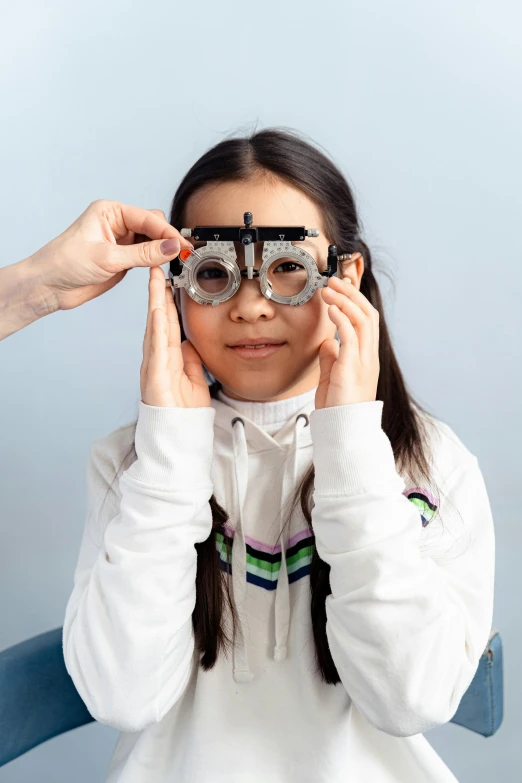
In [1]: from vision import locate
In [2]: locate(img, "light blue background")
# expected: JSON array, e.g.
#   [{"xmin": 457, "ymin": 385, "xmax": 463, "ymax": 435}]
[{"xmin": 1, "ymin": 0, "xmax": 521, "ymax": 780}]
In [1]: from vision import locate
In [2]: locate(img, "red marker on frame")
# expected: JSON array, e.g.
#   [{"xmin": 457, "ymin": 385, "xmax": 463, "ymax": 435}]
[{"xmin": 179, "ymin": 247, "xmax": 204, "ymax": 262}]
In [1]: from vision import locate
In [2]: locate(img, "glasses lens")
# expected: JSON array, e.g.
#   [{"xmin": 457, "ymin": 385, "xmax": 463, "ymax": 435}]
[
  {"xmin": 195, "ymin": 257, "xmax": 231, "ymax": 295},
  {"xmin": 267, "ymin": 257, "xmax": 308, "ymax": 297}
]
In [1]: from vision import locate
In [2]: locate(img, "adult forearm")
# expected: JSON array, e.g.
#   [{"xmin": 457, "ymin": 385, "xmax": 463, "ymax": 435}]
[{"xmin": 0, "ymin": 257, "xmax": 56, "ymax": 341}]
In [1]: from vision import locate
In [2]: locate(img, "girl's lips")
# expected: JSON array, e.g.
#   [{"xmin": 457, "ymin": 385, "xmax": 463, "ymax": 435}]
[{"xmin": 227, "ymin": 343, "xmax": 287, "ymax": 360}]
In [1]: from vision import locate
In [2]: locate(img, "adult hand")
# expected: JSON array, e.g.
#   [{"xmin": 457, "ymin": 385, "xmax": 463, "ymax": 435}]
[
  {"xmin": 140, "ymin": 266, "xmax": 211, "ymax": 408},
  {"xmin": 315, "ymin": 272, "xmax": 380, "ymax": 409},
  {"xmin": 26, "ymin": 199, "xmax": 193, "ymax": 314}
]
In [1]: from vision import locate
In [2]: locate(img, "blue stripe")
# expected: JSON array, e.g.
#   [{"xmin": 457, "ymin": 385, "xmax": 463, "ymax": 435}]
[
  {"xmin": 288, "ymin": 563, "xmax": 311, "ymax": 584},
  {"xmin": 218, "ymin": 557, "xmax": 311, "ymax": 588}
]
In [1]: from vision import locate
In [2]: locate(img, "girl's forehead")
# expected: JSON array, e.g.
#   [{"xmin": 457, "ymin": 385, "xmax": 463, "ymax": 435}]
[
  {"xmin": 182, "ymin": 180, "xmax": 328, "ymax": 260},
  {"xmin": 183, "ymin": 179, "xmax": 325, "ymax": 229}
]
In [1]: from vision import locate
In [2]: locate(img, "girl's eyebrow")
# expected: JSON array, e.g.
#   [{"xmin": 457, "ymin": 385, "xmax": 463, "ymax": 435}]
[
  {"xmin": 293, "ymin": 238, "xmax": 318, "ymax": 247},
  {"xmin": 292, "ymin": 238, "xmax": 320, "ymax": 255}
]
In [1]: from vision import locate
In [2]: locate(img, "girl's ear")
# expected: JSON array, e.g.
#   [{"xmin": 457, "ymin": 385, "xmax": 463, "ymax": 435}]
[{"xmin": 341, "ymin": 252, "xmax": 364, "ymax": 289}]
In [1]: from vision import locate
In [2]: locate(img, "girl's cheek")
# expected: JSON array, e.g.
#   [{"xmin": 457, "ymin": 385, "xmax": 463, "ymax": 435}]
[{"xmin": 185, "ymin": 303, "xmax": 222, "ymax": 344}]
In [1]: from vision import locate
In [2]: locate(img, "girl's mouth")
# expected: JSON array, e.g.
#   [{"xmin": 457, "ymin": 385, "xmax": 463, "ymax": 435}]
[{"xmin": 227, "ymin": 343, "xmax": 287, "ymax": 360}]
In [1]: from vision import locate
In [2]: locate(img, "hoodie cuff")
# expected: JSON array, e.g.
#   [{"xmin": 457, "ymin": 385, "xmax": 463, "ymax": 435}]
[
  {"xmin": 309, "ymin": 401, "xmax": 403, "ymax": 496},
  {"xmin": 124, "ymin": 401, "xmax": 216, "ymax": 488}
]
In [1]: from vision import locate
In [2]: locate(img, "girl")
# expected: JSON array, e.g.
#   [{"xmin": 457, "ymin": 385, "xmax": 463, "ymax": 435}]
[{"xmin": 63, "ymin": 128, "xmax": 495, "ymax": 782}]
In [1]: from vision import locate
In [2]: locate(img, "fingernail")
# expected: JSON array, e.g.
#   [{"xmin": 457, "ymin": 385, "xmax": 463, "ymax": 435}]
[{"xmin": 160, "ymin": 238, "xmax": 180, "ymax": 256}]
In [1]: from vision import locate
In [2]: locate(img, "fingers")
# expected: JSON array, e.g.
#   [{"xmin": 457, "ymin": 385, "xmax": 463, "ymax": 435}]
[
  {"xmin": 141, "ymin": 270, "xmax": 187, "ymax": 405},
  {"xmin": 327, "ymin": 304, "xmax": 359, "ymax": 365},
  {"xmin": 121, "ymin": 204, "xmax": 192, "ymax": 269},
  {"xmin": 148, "ymin": 306, "xmax": 169, "ymax": 384},
  {"xmin": 110, "ymin": 202, "xmax": 186, "ymax": 244},
  {"xmin": 85, "ymin": 199, "xmax": 192, "ymax": 246},
  {"xmin": 132, "ymin": 209, "xmax": 170, "ymax": 243},
  {"xmin": 324, "ymin": 275, "xmax": 375, "ymax": 318},
  {"xmin": 164, "ymin": 279, "xmax": 182, "ymax": 349},
  {"xmin": 89, "ymin": 200, "xmax": 193, "ymax": 270},
  {"xmin": 142, "ymin": 267, "xmax": 168, "ymax": 383},
  {"xmin": 128, "ymin": 209, "xmax": 168, "ymax": 247},
  {"xmin": 147, "ymin": 208, "xmax": 167, "ymax": 220},
  {"xmin": 123, "ymin": 204, "xmax": 193, "ymax": 254},
  {"xmin": 318, "ymin": 337, "xmax": 340, "ymax": 380},
  {"xmin": 322, "ymin": 277, "xmax": 379, "ymax": 361}
]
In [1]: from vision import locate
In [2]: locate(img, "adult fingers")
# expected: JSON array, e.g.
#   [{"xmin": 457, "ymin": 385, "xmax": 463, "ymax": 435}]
[
  {"xmin": 96, "ymin": 201, "xmax": 178, "ymax": 243},
  {"xmin": 93, "ymin": 200, "xmax": 192, "ymax": 270},
  {"xmin": 117, "ymin": 233, "xmax": 182, "ymax": 271},
  {"xmin": 119, "ymin": 209, "xmax": 167, "ymax": 247}
]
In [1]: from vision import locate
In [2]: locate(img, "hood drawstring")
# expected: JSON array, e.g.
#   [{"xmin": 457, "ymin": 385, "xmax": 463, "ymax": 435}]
[{"xmin": 230, "ymin": 413, "xmax": 309, "ymax": 683}]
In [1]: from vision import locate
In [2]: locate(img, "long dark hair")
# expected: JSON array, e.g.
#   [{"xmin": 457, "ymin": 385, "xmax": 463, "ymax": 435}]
[{"xmin": 108, "ymin": 127, "xmax": 447, "ymax": 684}]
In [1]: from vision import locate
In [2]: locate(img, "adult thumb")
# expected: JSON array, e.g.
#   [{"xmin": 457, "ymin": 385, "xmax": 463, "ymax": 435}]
[{"xmin": 118, "ymin": 236, "xmax": 181, "ymax": 270}]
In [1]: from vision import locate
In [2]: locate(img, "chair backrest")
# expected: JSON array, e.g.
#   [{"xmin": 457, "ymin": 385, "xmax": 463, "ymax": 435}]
[
  {"xmin": 0, "ymin": 625, "xmax": 504, "ymax": 766},
  {"xmin": 0, "ymin": 627, "xmax": 94, "ymax": 767},
  {"xmin": 449, "ymin": 629, "xmax": 503, "ymax": 737}
]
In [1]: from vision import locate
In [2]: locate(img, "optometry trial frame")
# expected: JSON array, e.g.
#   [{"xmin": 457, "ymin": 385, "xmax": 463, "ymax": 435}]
[{"xmin": 169, "ymin": 211, "xmax": 344, "ymax": 307}]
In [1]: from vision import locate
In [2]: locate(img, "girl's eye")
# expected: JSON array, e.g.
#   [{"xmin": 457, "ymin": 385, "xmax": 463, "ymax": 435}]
[
  {"xmin": 197, "ymin": 262, "xmax": 305, "ymax": 278},
  {"xmin": 273, "ymin": 261, "xmax": 305, "ymax": 274},
  {"xmin": 197, "ymin": 267, "xmax": 228, "ymax": 279}
]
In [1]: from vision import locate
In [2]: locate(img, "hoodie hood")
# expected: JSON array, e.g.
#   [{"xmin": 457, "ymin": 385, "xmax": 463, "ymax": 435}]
[{"xmin": 211, "ymin": 394, "xmax": 315, "ymax": 684}]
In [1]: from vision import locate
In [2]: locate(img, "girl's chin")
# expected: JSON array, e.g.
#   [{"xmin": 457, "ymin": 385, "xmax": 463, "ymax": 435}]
[{"xmin": 216, "ymin": 378, "xmax": 288, "ymax": 401}]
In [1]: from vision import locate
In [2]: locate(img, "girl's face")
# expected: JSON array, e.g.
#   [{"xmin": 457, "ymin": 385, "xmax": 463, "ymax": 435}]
[{"xmin": 176, "ymin": 174, "xmax": 362, "ymax": 402}]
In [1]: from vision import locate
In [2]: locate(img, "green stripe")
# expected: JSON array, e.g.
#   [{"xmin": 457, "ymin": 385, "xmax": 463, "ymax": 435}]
[
  {"xmin": 408, "ymin": 496, "xmax": 436, "ymax": 521},
  {"xmin": 286, "ymin": 544, "xmax": 314, "ymax": 569},
  {"xmin": 246, "ymin": 553, "xmax": 279, "ymax": 574},
  {"xmin": 249, "ymin": 562, "xmax": 279, "ymax": 581},
  {"xmin": 287, "ymin": 554, "xmax": 312, "ymax": 575},
  {"xmin": 216, "ymin": 537, "xmax": 314, "ymax": 568}
]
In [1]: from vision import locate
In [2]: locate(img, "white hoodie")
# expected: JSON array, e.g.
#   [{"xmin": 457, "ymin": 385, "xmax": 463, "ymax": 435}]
[{"xmin": 63, "ymin": 390, "xmax": 495, "ymax": 783}]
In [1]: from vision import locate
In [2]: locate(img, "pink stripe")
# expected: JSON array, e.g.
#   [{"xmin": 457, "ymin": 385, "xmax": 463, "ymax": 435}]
[
  {"xmin": 403, "ymin": 486, "xmax": 438, "ymax": 508},
  {"xmin": 288, "ymin": 527, "xmax": 314, "ymax": 549},
  {"xmin": 223, "ymin": 523, "xmax": 314, "ymax": 554},
  {"xmin": 223, "ymin": 523, "xmax": 280, "ymax": 554}
]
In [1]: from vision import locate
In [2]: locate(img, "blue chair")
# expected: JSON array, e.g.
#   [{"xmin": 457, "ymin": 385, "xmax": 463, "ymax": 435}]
[
  {"xmin": 0, "ymin": 625, "xmax": 503, "ymax": 767},
  {"xmin": 0, "ymin": 628, "xmax": 94, "ymax": 767}
]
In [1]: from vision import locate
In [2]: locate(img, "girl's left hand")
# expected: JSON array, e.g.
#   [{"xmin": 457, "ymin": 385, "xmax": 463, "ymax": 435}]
[{"xmin": 315, "ymin": 274, "xmax": 380, "ymax": 410}]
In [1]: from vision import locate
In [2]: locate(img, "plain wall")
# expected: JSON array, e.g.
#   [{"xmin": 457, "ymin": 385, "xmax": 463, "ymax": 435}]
[{"xmin": 1, "ymin": 0, "xmax": 521, "ymax": 780}]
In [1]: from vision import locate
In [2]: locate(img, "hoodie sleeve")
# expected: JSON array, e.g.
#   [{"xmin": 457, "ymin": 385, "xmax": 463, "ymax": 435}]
[
  {"xmin": 308, "ymin": 400, "xmax": 495, "ymax": 738},
  {"xmin": 63, "ymin": 401, "xmax": 216, "ymax": 733}
]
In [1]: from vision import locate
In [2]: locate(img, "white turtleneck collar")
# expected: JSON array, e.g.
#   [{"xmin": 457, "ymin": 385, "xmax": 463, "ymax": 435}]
[{"xmin": 216, "ymin": 386, "xmax": 317, "ymax": 436}]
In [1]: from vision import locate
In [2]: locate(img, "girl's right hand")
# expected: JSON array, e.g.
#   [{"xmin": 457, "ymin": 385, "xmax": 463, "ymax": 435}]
[{"xmin": 140, "ymin": 266, "xmax": 212, "ymax": 408}]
